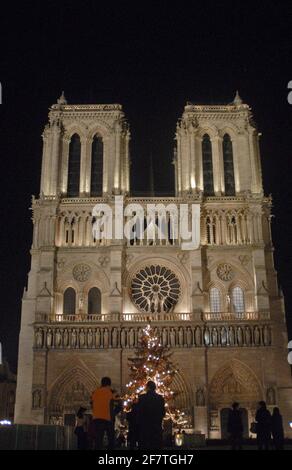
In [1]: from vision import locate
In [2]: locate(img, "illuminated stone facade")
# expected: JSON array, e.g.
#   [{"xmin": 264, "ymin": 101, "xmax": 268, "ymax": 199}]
[{"xmin": 15, "ymin": 93, "xmax": 292, "ymax": 437}]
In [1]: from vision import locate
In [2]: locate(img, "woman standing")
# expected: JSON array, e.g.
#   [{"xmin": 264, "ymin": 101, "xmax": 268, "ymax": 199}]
[{"xmin": 271, "ymin": 407, "xmax": 284, "ymax": 450}]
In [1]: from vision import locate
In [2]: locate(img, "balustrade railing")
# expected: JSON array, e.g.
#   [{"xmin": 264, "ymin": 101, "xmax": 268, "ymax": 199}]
[{"xmin": 35, "ymin": 310, "xmax": 269, "ymax": 323}]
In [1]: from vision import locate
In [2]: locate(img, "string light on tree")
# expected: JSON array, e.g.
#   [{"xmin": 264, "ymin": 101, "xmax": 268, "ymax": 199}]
[{"xmin": 123, "ymin": 324, "xmax": 189, "ymax": 427}]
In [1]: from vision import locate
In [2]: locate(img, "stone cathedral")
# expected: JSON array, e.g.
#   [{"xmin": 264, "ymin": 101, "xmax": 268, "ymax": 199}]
[{"xmin": 15, "ymin": 92, "xmax": 292, "ymax": 438}]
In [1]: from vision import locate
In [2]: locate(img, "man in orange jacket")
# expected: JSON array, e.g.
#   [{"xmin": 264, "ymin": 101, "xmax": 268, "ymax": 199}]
[{"xmin": 91, "ymin": 376, "xmax": 118, "ymax": 449}]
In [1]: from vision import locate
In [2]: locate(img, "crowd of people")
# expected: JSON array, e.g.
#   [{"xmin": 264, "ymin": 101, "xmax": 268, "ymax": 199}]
[
  {"xmin": 74, "ymin": 377, "xmax": 166, "ymax": 450},
  {"xmin": 228, "ymin": 401, "xmax": 285, "ymax": 450},
  {"xmin": 74, "ymin": 378, "xmax": 285, "ymax": 450}
]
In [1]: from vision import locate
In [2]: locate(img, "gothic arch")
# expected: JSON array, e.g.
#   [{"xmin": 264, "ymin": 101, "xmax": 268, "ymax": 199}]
[
  {"xmin": 87, "ymin": 121, "xmax": 112, "ymax": 138},
  {"xmin": 209, "ymin": 359, "xmax": 263, "ymax": 408},
  {"xmin": 197, "ymin": 125, "xmax": 218, "ymax": 139},
  {"xmin": 171, "ymin": 370, "xmax": 193, "ymax": 411},
  {"xmin": 57, "ymin": 261, "xmax": 110, "ymax": 294},
  {"xmin": 208, "ymin": 259, "xmax": 254, "ymax": 292},
  {"xmin": 49, "ymin": 361, "xmax": 99, "ymax": 414}
]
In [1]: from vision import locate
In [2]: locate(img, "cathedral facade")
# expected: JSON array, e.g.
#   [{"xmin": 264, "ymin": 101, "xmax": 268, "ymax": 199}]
[{"xmin": 15, "ymin": 93, "xmax": 292, "ymax": 438}]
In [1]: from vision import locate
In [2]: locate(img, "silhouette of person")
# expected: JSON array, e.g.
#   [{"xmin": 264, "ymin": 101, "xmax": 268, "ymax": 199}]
[
  {"xmin": 74, "ymin": 407, "xmax": 88, "ymax": 450},
  {"xmin": 227, "ymin": 402, "xmax": 243, "ymax": 450},
  {"xmin": 126, "ymin": 399, "xmax": 140, "ymax": 449},
  {"xmin": 137, "ymin": 381, "xmax": 166, "ymax": 449},
  {"xmin": 255, "ymin": 401, "xmax": 272, "ymax": 450},
  {"xmin": 271, "ymin": 407, "xmax": 284, "ymax": 450}
]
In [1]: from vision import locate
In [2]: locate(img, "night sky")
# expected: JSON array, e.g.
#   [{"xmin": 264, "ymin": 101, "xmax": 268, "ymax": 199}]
[{"xmin": 0, "ymin": 2, "xmax": 291, "ymax": 371}]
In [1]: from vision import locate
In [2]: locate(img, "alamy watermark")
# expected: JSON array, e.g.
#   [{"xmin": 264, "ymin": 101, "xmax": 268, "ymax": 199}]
[
  {"xmin": 288, "ymin": 81, "xmax": 292, "ymax": 105},
  {"xmin": 288, "ymin": 340, "xmax": 292, "ymax": 365},
  {"xmin": 91, "ymin": 196, "xmax": 200, "ymax": 250}
]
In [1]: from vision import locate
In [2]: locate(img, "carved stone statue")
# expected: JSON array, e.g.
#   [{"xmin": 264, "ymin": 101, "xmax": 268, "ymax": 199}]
[
  {"xmin": 196, "ymin": 387, "xmax": 205, "ymax": 407},
  {"xmin": 162, "ymin": 328, "xmax": 168, "ymax": 347},
  {"xmin": 228, "ymin": 326, "xmax": 235, "ymax": 346},
  {"xmin": 212, "ymin": 328, "xmax": 218, "ymax": 346},
  {"xmin": 36, "ymin": 329, "xmax": 43, "ymax": 348},
  {"xmin": 186, "ymin": 327, "xmax": 192, "ymax": 347},
  {"xmin": 79, "ymin": 329, "xmax": 86, "ymax": 348},
  {"xmin": 263, "ymin": 325, "xmax": 271, "ymax": 346},
  {"xmin": 204, "ymin": 327, "xmax": 210, "ymax": 346},
  {"xmin": 170, "ymin": 328, "xmax": 176, "ymax": 348},
  {"xmin": 103, "ymin": 329, "xmax": 109, "ymax": 348},
  {"xmin": 63, "ymin": 329, "xmax": 69, "ymax": 348},
  {"xmin": 129, "ymin": 328, "xmax": 135, "ymax": 348},
  {"xmin": 220, "ymin": 327, "xmax": 227, "ymax": 346},
  {"xmin": 87, "ymin": 329, "xmax": 93, "ymax": 348},
  {"xmin": 254, "ymin": 326, "xmax": 260, "ymax": 346},
  {"xmin": 266, "ymin": 387, "xmax": 276, "ymax": 405},
  {"xmin": 121, "ymin": 328, "xmax": 126, "ymax": 348},
  {"xmin": 245, "ymin": 326, "xmax": 251, "ymax": 346},
  {"xmin": 178, "ymin": 327, "xmax": 184, "ymax": 347},
  {"xmin": 55, "ymin": 329, "xmax": 62, "ymax": 348},
  {"xmin": 95, "ymin": 328, "xmax": 101, "ymax": 348},
  {"xmin": 195, "ymin": 327, "xmax": 202, "ymax": 346},
  {"xmin": 112, "ymin": 328, "xmax": 118, "ymax": 348},
  {"xmin": 46, "ymin": 329, "xmax": 53, "ymax": 348},
  {"xmin": 237, "ymin": 327, "xmax": 243, "ymax": 346},
  {"xmin": 32, "ymin": 389, "xmax": 42, "ymax": 409},
  {"xmin": 71, "ymin": 329, "xmax": 77, "ymax": 348}
]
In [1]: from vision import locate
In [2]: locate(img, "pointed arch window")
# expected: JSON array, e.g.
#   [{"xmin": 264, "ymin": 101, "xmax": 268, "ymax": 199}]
[
  {"xmin": 202, "ymin": 134, "xmax": 214, "ymax": 196},
  {"xmin": 223, "ymin": 134, "xmax": 235, "ymax": 196},
  {"xmin": 231, "ymin": 286, "xmax": 245, "ymax": 314},
  {"xmin": 90, "ymin": 135, "xmax": 103, "ymax": 196},
  {"xmin": 88, "ymin": 287, "xmax": 101, "ymax": 315},
  {"xmin": 63, "ymin": 287, "xmax": 76, "ymax": 315},
  {"xmin": 210, "ymin": 287, "xmax": 221, "ymax": 313},
  {"xmin": 67, "ymin": 134, "xmax": 81, "ymax": 197}
]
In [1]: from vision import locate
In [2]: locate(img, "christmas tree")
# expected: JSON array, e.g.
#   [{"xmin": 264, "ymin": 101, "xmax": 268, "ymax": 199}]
[{"xmin": 123, "ymin": 324, "xmax": 188, "ymax": 427}]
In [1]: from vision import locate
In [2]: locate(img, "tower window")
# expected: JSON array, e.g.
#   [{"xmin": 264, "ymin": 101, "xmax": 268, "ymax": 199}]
[
  {"xmin": 67, "ymin": 134, "xmax": 81, "ymax": 197},
  {"xmin": 202, "ymin": 134, "xmax": 214, "ymax": 196},
  {"xmin": 231, "ymin": 286, "xmax": 245, "ymax": 314},
  {"xmin": 88, "ymin": 287, "xmax": 101, "ymax": 315},
  {"xmin": 63, "ymin": 287, "xmax": 76, "ymax": 315},
  {"xmin": 90, "ymin": 135, "xmax": 103, "ymax": 196},
  {"xmin": 223, "ymin": 134, "xmax": 235, "ymax": 196},
  {"xmin": 210, "ymin": 287, "xmax": 221, "ymax": 312}
]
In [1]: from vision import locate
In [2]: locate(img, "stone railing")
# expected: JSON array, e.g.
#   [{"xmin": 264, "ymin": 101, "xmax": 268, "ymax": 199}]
[
  {"xmin": 33, "ymin": 323, "xmax": 272, "ymax": 350},
  {"xmin": 35, "ymin": 310, "xmax": 269, "ymax": 324},
  {"xmin": 203, "ymin": 310, "xmax": 270, "ymax": 322}
]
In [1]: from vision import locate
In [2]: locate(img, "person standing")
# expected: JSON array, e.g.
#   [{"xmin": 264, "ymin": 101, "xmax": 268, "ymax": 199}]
[
  {"xmin": 126, "ymin": 399, "xmax": 140, "ymax": 449},
  {"xmin": 271, "ymin": 407, "xmax": 284, "ymax": 450},
  {"xmin": 74, "ymin": 407, "xmax": 88, "ymax": 450},
  {"xmin": 255, "ymin": 401, "xmax": 272, "ymax": 450},
  {"xmin": 227, "ymin": 402, "xmax": 243, "ymax": 450},
  {"xmin": 91, "ymin": 377, "xmax": 117, "ymax": 449},
  {"xmin": 137, "ymin": 381, "xmax": 166, "ymax": 449}
]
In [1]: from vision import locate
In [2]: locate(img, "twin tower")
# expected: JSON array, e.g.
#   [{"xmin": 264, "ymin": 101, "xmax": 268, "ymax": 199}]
[{"xmin": 40, "ymin": 91, "xmax": 262, "ymax": 199}]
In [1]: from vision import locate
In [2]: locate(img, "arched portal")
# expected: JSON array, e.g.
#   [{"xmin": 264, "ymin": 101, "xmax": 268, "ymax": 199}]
[
  {"xmin": 48, "ymin": 365, "xmax": 98, "ymax": 425},
  {"xmin": 209, "ymin": 359, "xmax": 262, "ymax": 438}
]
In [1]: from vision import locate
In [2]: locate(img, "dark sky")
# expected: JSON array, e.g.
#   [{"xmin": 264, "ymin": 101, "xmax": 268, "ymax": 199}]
[{"xmin": 0, "ymin": 1, "xmax": 291, "ymax": 371}]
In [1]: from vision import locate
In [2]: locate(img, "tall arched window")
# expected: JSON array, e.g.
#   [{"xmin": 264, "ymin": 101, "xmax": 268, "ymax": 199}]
[
  {"xmin": 88, "ymin": 287, "xmax": 101, "ymax": 315},
  {"xmin": 63, "ymin": 287, "xmax": 76, "ymax": 315},
  {"xmin": 67, "ymin": 134, "xmax": 81, "ymax": 197},
  {"xmin": 210, "ymin": 287, "xmax": 221, "ymax": 312},
  {"xmin": 90, "ymin": 135, "xmax": 103, "ymax": 196},
  {"xmin": 231, "ymin": 286, "xmax": 245, "ymax": 314},
  {"xmin": 223, "ymin": 134, "xmax": 235, "ymax": 196},
  {"xmin": 202, "ymin": 134, "xmax": 214, "ymax": 196}
]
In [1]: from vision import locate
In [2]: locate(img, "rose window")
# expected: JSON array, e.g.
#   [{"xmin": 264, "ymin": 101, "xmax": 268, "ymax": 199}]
[{"xmin": 131, "ymin": 265, "xmax": 181, "ymax": 313}]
